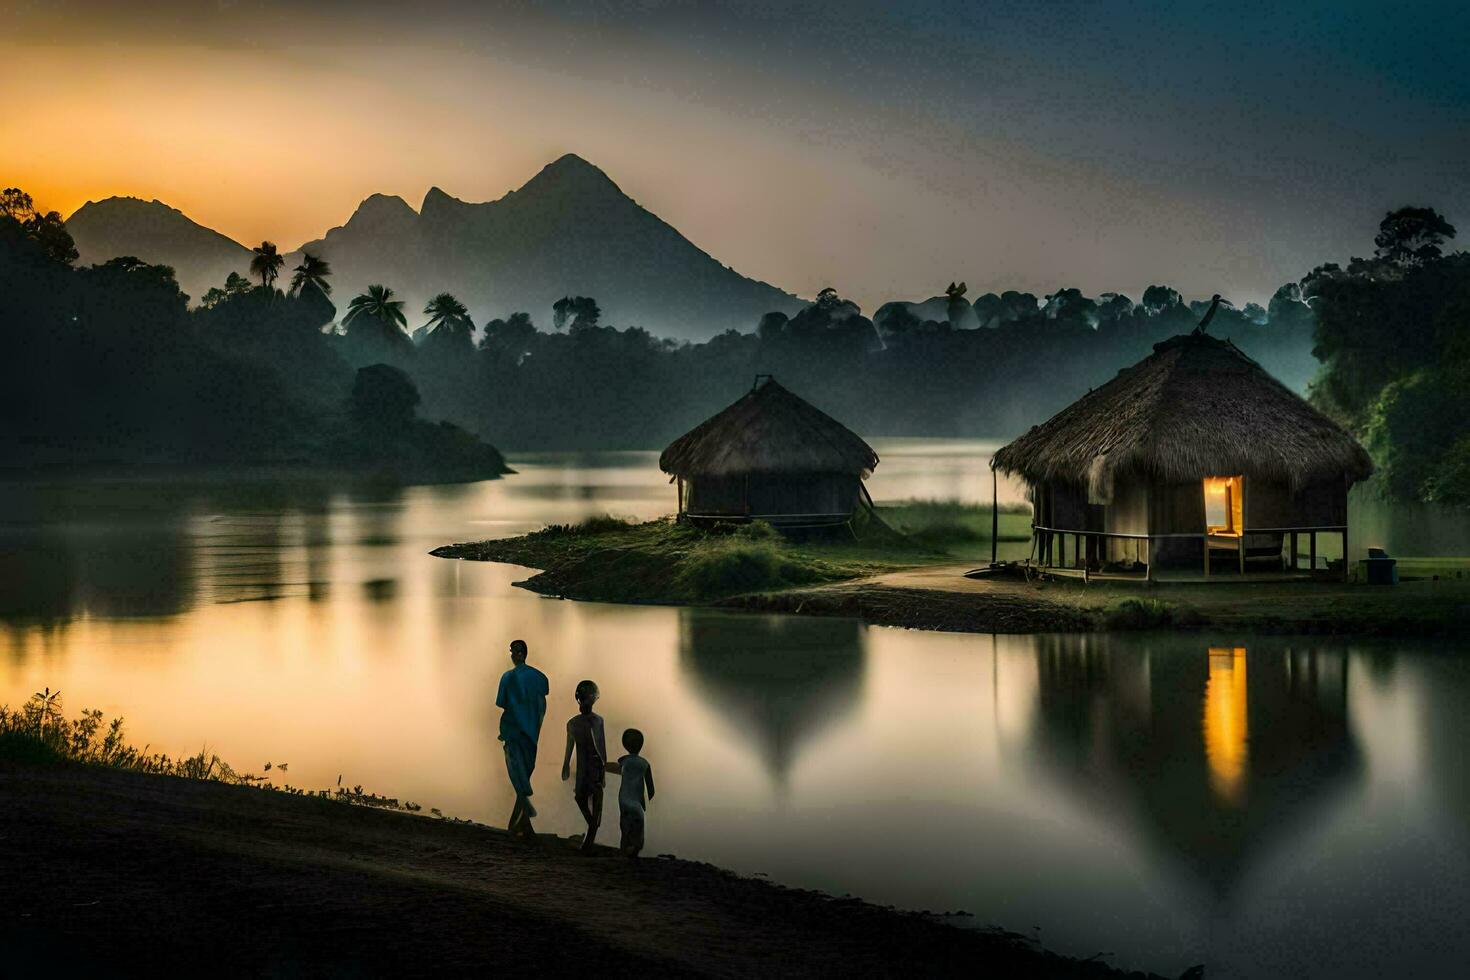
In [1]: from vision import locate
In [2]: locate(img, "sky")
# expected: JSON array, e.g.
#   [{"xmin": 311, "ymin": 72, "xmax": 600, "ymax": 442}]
[{"xmin": 4, "ymin": 0, "xmax": 1468, "ymax": 311}]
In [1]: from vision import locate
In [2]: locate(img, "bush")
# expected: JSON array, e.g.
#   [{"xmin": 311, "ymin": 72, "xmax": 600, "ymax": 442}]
[
  {"xmin": 1102, "ymin": 597, "xmax": 1176, "ymax": 630},
  {"xmin": 734, "ymin": 520, "xmax": 781, "ymax": 541},
  {"xmin": 532, "ymin": 514, "xmax": 634, "ymax": 537},
  {"xmin": 573, "ymin": 514, "xmax": 635, "ymax": 535},
  {"xmin": 674, "ymin": 540, "xmax": 788, "ymax": 598}
]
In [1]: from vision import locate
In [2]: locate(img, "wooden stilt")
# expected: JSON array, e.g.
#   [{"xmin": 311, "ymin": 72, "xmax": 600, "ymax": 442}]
[
  {"xmin": 1342, "ymin": 526, "xmax": 1350, "ymax": 582},
  {"xmin": 990, "ymin": 468, "xmax": 998, "ymax": 566},
  {"xmin": 1290, "ymin": 532, "xmax": 1298, "ymax": 570},
  {"xmin": 1310, "ymin": 532, "xmax": 1317, "ymax": 573},
  {"xmin": 1204, "ymin": 537, "xmax": 1211, "ymax": 578}
]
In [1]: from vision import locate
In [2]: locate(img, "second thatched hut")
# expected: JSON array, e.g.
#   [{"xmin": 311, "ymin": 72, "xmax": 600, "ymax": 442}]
[
  {"xmin": 659, "ymin": 376, "xmax": 879, "ymax": 528},
  {"xmin": 991, "ymin": 332, "xmax": 1374, "ymax": 579}
]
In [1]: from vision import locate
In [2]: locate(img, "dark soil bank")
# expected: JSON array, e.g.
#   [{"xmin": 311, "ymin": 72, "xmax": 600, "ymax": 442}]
[{"xmin": 0, "ymin": 761, "xmax": 1170, "ymax": 978}]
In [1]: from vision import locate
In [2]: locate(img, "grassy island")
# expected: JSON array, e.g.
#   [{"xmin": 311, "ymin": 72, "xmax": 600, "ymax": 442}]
[{"xmin": 430, "ymin": 504, "xmax": 1031, "ymax": 604}]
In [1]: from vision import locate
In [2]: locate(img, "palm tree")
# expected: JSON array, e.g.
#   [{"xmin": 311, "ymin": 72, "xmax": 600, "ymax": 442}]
[
  {"xmin": 250, "ymin": 241, "xmax": 284, "ymax": 293},
  {"xmin": 289, "ymin": 252, "xmax": 332, "ymax": 296},
  {"xmin": 343, "ymin": 284, "xmax": 409, "ymax": 348},
  {"xmin": 422, "ymin": 292, "xmax": 471, "ymax": 338}
]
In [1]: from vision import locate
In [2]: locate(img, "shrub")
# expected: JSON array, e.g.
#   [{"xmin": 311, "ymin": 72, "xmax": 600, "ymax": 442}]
[
  {"xmin": 1102, "ymin": 597, "xmax": 1175, "ymax": 630},
  {"xmin": 674, "ymin": 540, "xmax": 787, "ymax": 598},
  {"xmin": 734, "ymin": 520, "xmax": 781, "ymax": 541},
  {"xmin": 532, "ymin": 514, "xmax": 634, "ymax": 537},
  {"xmin": 573, "ymin": 514, "xmax": 635, "ymax": 535}
]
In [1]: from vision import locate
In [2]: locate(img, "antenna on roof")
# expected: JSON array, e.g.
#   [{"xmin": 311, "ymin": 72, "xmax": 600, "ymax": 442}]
[
  {"xmin": 752, "ymin": 374, "xmax": 774, "ymax": 391},
  {"xmin": 1193, "ymin": 294, "xmax": 1222, "ymax": 335}
]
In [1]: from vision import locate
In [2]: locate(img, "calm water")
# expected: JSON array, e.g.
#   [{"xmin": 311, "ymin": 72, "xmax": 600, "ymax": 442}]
[{"xmin": 2, "ymin": 440, "xmax": 1468, "ymax": 979}]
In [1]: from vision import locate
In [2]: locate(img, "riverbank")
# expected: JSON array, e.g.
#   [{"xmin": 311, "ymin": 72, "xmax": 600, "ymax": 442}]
[
  {"xmin": 433, "ymin": 518, "xmax": 1470, "ymax": 636},
  {"xmin": 730, "ymin": 563, "xmax": 1470, "ymax": 636},
  {"xmin": 0, "ymin": 760, "xmax": 1168, "ymax": 978}
]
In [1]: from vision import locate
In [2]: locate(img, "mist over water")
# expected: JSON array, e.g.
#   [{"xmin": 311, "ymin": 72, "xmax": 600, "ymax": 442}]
[{"xmin": 2, "ymin": 440, "xmax": 1468, "ymax": 979}]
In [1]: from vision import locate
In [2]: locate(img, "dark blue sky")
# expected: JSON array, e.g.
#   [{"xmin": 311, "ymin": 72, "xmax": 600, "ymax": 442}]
[{"xmin": 9, "ymin": 0, "xmax": 1468, "ymax": 308}]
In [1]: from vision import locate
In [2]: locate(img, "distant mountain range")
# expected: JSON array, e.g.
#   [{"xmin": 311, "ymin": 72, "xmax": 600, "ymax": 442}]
[{"xmin": 64, "ymin": 154, "xmax": 804, "ymax": 340}]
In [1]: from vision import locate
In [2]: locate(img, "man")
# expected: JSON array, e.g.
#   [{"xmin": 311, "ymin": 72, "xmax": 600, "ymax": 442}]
[{"xmin": 496, "ymin": 639, "xmax": 549, "ymax": 838}]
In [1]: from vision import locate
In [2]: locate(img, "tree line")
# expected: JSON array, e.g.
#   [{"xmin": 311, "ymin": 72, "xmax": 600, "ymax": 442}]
[
  {"xmin": 0, "ymin": 189, "xmax": 506, "ymax": 481},
  {"xmin": 5, "ymin": 186, "xmax": 1465, "ymax": 504}
]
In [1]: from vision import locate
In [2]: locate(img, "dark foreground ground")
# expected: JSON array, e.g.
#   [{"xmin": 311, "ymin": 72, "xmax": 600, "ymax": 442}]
[{"xmin": 0, "ymin": 761, "xmax": 1172, "ymax": 978}]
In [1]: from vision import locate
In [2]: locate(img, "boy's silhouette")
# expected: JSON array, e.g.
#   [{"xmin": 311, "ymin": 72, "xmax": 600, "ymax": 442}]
[
  {"xmin": 607, "ymin": 728, "xmax": 655, "ymax": 858},
  {"xmin": 561, "ymin": 679, "xmax": 606, "ymax": 852}
]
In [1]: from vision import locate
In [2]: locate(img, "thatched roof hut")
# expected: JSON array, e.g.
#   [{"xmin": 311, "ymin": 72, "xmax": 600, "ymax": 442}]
[
  {"xmin": 660, "ymin": 377, "xmax": 878, "ymax": 527},
  {"xmin": 993, "ymin": 333, "xmax": 1372, "ymax": 500},
  {"xmin": 992, "ymin": 333, "xmax": 1373, "ymax": 579}
]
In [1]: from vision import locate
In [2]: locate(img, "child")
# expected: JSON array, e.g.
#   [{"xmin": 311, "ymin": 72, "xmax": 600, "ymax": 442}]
[
  {"xmin": 560, "ymin": 679, "xmax": 606, "ymax": 852},
  {"xmin": 607, "ymin": 727, "xmax": 655, "ymax": 858}
]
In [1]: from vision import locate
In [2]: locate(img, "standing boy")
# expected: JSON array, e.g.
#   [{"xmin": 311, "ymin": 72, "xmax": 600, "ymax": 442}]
[
  {"xmin": 608, "ymin": 728, "xmax": 655, "ymax": 858},
  {"xmin": 560, "ymin": 679, "xmax": 606, "ymax": 852}
]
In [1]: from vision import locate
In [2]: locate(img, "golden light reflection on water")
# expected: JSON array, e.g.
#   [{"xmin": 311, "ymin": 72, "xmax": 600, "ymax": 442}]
[{"xmin": 1204, "ymin": 647, "xmax": 1249, "ymax": 806}]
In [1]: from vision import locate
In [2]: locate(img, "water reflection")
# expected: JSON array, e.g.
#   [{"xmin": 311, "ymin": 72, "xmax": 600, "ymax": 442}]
[
  {"xmin": 679, "ymin": 610, "xmax": 864, "ymax": 789},
  {"xmin": 3, "ymin": 448, "xmax": 1470, "ymax": 978},
  {"xmin": 1024, "ymin": 637, "xmax": 1361, "ymax": 896},
  {"xmin": 1205, "ymin": 647, "xmax": 1248, "ymax": 806}
]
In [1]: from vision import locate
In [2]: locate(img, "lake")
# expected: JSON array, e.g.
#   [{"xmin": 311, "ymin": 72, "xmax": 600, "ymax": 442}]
[{"xmin": 2, "ymin": 439, "xmax": 1468, "ymax": 978}]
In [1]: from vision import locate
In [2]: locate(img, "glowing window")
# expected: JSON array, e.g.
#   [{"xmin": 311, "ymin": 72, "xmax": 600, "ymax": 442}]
[{"xmin": 1203, "ymin": 476, "xmax": 1243, "ymax": 534}]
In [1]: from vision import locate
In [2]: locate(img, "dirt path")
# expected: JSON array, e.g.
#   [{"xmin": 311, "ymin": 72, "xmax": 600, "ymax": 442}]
[{"xmin": 0, "ymin": 761, "xmax": 1163, "ymax": 978}]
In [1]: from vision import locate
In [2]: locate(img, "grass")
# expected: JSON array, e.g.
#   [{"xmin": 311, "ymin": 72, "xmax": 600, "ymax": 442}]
[
  {"xmin": 0, "ymin": 688, "xmax": 433, "ymax": 814},
  {"xmin": 876, "ymin": 499, "xmax": 1032, "ymax": 552}
]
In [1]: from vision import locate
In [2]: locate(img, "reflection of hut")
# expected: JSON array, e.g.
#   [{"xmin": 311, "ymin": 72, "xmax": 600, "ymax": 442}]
[
  {"xmin": 659, "ymin": 377, "xmax": 879, "ymax": 528},
  {"xmin": 678, "ymin": 609, "xmax": 864, "ymax": 785},
  {"xmin": 1024, "ymin": 636, "xmax": 1361, "ymax": 896},
  {"xmin": 991, "ymin": 333, "xmax": 1374, "ymax": 579}
]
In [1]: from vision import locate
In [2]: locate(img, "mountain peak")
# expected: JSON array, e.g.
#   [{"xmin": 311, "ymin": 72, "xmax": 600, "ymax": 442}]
[
  {"xmin": 522, "ymin": 153, "xmax": 621, "ymax": 196},
  {"xmin": 420, "ymin": 185, "xmax": 470, "ymax": 222},
  {"xmin": 344, "ymin": 194, "xmax": 418, "ymax": 233}
]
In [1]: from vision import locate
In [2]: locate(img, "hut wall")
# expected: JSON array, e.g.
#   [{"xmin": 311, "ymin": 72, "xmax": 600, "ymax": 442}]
[
  {"xmin": 1291, "ymin": 478, "xmax": 1348, "ymax": 526},
  {"xmin": 1149, "ymin": 480, "xmax": 1206, "ymax": 568},
  {"xmin": 1047, "ymin": 482, "xmax": 1090, "ymax": 531},
  {"xmin": 1104, "ymin": 480, "xmax": 1149, "ymax": 563},
  {"xmin": 686, "ymin": 476, "xmax": 749, "ymax": 516},
  {"xmin": 749, "ymin": 473, "xmax": 860, "ymax": 519},
  {"xmin": 686, "ymin": 472, "xmax": 860, "ymax": 521},
  {"xmin": 1246, "ymin": 479, "xmax": 1293, "ymax": 528}
]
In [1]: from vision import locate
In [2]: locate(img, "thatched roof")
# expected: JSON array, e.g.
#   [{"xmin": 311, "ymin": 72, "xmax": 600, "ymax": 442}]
[
  {"xmin": 660, "ymin": 378, "xmax": 879, "ymax": 478},
  {"xmin": 991, "ymin": 333, "xmax": 1374, "ymax": 501}
]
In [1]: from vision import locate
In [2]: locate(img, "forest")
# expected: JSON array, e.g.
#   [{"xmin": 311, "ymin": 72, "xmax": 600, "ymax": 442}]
[
  {"xmin": 0, "ymin": 189, "xmax": 507, "ymax": 482},
  {"xmin": 2, "ymin": 186, "xmax": 1465, "ymax": 504}
]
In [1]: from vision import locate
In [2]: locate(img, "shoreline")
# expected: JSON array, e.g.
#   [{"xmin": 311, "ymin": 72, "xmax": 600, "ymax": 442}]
[
  {"xmin": 1, "ymin": 759, "xmax": 1169, "ymax": 978},
  {"xmin": 433, "ymin": 530, "xmax": 1470, "ymax": 637}
]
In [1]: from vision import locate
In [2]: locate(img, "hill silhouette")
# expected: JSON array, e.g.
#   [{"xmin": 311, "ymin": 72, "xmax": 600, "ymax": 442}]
[
  {"xmin": 292, "ymin": 154, "xmax": 803, "ymax": 338},
  {"xmin": 65, "ymin": 197, "xmax": 253, "ymax": 303},
  {"xmin": 66, "ymin": 155, "xmax": 804, "ymax": 339}
]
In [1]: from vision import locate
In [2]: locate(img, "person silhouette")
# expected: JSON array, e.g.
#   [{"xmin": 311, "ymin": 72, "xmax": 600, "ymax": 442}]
[
  {"xmin": 607, "ymin": 728, "xmax": 655, "ymax": 858},
  {"xmin": 496, "ymin": 639, "xmax": 548, "ymax": 839},
  {"xmin": 561, "ymin": 679, "xmax": 607, "ymax": 853}
]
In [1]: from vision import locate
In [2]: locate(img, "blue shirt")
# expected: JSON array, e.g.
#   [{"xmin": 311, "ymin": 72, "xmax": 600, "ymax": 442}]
[{"xmin": 496, "ymin": 662, "xmax": 549, "ymax": 745}]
